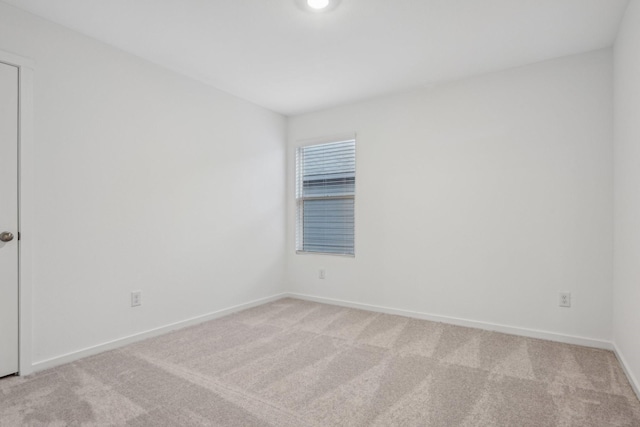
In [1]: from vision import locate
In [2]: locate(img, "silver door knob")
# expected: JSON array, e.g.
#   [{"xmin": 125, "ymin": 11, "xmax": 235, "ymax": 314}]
[{"xmin": 0, "ymin": 232, "xmax": 14, "ymax": 242}]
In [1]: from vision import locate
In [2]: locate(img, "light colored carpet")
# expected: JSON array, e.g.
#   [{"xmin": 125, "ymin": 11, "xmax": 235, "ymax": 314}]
[{"xmin": 1, "ymin": 298, "xmax": 639, "ymax": 426}]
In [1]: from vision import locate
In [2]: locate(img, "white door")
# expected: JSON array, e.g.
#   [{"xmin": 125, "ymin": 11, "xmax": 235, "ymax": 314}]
[{"xmin": 0, "ymin": 61, "xmax": 19, "ymax": 377}]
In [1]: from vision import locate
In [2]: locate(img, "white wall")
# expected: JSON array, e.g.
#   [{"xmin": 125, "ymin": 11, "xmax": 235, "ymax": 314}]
[
  {"xmin": 613, "ymin": 0, "xmax": 640, "ymax": 394},
  {"xmin": 0, "ymin": 3, "xmax": 286, "ymax": 366},
  {"xmin": 0, "ymin": 0, "xmax": 622, "ymax": 372},
  {"xmin": 287, "ymin": 50, "xmax": 614, "ymax": 343}
]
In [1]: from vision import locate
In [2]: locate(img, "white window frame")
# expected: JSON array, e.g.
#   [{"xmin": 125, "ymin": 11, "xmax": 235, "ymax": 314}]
[{"xmin": 295, "ymin": 134, "xmax": 356, "ymax": 257}]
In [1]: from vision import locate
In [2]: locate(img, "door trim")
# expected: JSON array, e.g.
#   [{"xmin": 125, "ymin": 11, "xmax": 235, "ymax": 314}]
[{"xmin": 0, "ymin": 50, "xmax": 34, "ymax": 376}]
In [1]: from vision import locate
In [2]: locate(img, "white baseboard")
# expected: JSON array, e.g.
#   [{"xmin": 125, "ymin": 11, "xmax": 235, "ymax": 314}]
[
  {"xmin": 29, "ymin": 291, "xmax": 627, "ymax": 390},
  {"xmin": 613, "ymin": 343, "xmax": 640, "ymax": 401},
  {"xmin": 286, "ymin": 293, "xmax": 614, "ymax": 350},
  {"xmin": 30, "ymin": 293, "xmax": 288, "ymax": 373}
]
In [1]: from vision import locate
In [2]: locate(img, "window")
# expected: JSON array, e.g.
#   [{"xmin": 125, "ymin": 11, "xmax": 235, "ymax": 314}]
[{"xmin": 296, "ymin": 138, "xmax": 356, "ymax": 255}]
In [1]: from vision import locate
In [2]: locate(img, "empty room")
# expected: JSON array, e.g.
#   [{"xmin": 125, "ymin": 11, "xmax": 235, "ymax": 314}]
[{"xmin": 1, "ymin": 0, "xmax": 639, "ymax": 425}]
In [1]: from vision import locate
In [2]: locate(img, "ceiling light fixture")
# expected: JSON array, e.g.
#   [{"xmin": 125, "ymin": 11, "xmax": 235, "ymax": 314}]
[
  {"xmin": 296, "ymin": 0, "xmax": 341, "ymax": 13},
  {"xmin": 307, "ymin": 0, "xmax": 329, "ymax": 9}
]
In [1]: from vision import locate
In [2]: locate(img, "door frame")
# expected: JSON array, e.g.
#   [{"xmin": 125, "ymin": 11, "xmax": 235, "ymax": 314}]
[{"xmin": 0, "ymin": 50, "xmax": 34, "ymax": 376}]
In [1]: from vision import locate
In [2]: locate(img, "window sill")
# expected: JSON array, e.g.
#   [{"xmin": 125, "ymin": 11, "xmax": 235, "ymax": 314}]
[{"xmin": 296, "ymin": 250, "xmax": 355, "ymax": 258}]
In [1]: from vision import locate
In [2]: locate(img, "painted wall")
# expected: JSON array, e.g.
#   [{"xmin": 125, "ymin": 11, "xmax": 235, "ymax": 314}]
[
  {"xmin": 287, "ymin": 50, "xmax": 614, "ymax": 343},
  {"xmin": 0, "ymin": 0, "xmax": 622, "ymax": 371},
  {"xmin": 613, "ymin": 0, "xmax": 640, "ymax": 394},
  {"xmin": 0, "ymin": 3, "xmax": 286, "ymax": 366}
]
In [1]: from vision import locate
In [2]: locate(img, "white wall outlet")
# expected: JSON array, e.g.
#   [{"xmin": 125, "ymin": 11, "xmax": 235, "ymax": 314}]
[
  {"xmin": 131, "ymin": 291, "xmax": 142, "ymax": 307},
  {"xmin": 559, "ymin": 292, "xmax": 571, "ymax": 308},
  {"xmin": 319, "ymin": 269, "xmax": 326, "ymax": 279}
]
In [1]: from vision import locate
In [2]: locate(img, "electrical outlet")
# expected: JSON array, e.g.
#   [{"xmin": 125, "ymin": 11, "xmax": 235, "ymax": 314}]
[
  {"xmin": 319, "ymin": 269, "xmax": 326, "ymax": 279},
  {"xmin": 131, "ymin": 291, "xmax": 142, "ymax": 307},
  {"xmin": 559, "ymin": 292, "xmax": 571, "ymax": 308}
]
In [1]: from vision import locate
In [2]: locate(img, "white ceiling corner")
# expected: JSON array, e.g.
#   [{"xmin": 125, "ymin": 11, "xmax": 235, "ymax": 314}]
[{"xmin": 1, "ymin": 0, "xmax": 630, "ymax": 115}]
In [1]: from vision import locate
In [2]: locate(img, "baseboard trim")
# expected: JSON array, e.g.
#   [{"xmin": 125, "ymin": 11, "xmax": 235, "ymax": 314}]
[
  {"xmin": 29, "ymin": 292, "xmax": 621, "ymax": 382},
  {"xmin": 30, "ymin": 293, "xmax": 288, "ymax": 373},
  {"xmin": 286, "ymin": 293, "xmax": 614, "ymax": 350},
  {"xmin": 613, "ymin": 343, "xmax": 640, "ymax": 401}
]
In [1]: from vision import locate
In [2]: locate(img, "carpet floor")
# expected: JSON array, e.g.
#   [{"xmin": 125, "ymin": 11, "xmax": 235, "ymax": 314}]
[{"xmin": 1, "ymin": 297, "xmax": 639, "ymax": 426}]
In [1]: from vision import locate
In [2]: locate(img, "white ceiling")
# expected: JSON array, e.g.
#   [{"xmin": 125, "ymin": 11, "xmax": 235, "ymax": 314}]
[{"xmin": 2, "ymin": 0, "xmax": 630, "ymax": 116}]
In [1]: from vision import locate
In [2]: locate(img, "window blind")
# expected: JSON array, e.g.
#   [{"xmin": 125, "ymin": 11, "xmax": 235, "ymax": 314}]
[{"xmin": 296, "ymin": 139, "xmax": 356, "ymax": 255}]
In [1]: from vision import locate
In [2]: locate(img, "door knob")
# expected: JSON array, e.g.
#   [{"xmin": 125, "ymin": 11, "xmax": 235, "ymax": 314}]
[{"xmin": 0, "ymin": 232, "xmax": 14, "ymax": 242}]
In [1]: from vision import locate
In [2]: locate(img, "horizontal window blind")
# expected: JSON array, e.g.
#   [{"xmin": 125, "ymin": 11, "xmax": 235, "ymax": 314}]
[{"xmin": 296, "ymin": 139, "xmax": 355, "ymax": 255}]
